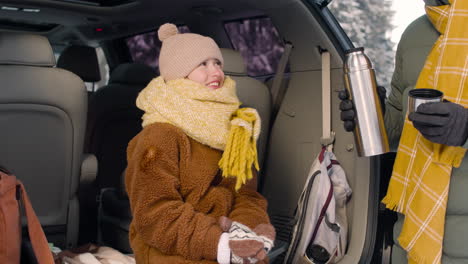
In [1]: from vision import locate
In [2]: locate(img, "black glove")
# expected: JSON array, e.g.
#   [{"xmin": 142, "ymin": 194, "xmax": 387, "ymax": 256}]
[
  {"xmin": 408, "ymin": 101, "xmax": 468, "ymax": 146},
  {"xmin": 339, "ymin": 86, "xmax": 386, "ymax": 132}
]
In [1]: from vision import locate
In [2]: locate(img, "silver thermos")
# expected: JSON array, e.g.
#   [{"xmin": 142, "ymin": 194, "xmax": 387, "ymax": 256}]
[{"xmin": 343, "ymin": 47, "xmax": 389, "ymax": 157}]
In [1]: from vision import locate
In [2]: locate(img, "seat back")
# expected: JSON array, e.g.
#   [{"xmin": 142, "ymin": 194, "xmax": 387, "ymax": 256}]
[
  {"xmin": 0, "ymin": 32, "xmax": 87, "ymax": 248},
  {"xmin": 87, "ymin": 63, "xmax": 156, "ymax": 189},
  {"xmin": 220, "ymin": 48, "xmax": 272, "ymax": 168},
  {"xmin": 57, "ymin": 44, "xmax": 101, "ymax": 105},
  {"xmin": 57, "ymin": 45, "xmax": 101, "ymax": 83}
]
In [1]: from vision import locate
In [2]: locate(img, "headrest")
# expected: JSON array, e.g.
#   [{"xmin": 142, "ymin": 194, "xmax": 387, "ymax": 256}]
[
  {"xmin": 0, "ymin": 32, "xmax": 55, "ymax": 67},
  {"xmin": 57, "ymin": 45, "xmax": 101, "ymax": 82},
  {"xmin": 220, "ymin": 48, "xmax": 246, "ymax": 75},
  {"xmin": 109, "ymin": 63, "xmax": 156, "ymax": 85}
]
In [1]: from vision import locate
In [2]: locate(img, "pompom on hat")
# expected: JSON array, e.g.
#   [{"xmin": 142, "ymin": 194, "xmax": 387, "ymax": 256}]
[{"xmin": 158, "ymin": 23, "xmax": 224, "ymax": 81}]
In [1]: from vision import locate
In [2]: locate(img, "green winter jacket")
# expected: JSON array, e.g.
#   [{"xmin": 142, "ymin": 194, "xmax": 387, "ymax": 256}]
[{"xmin": 386, "ymin": 14, "xmax": 468, "ymax": 264}]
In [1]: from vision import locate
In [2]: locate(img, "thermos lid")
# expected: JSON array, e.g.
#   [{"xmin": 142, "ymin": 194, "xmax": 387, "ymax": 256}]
[{"xmin": 345, "ymin": 47, "xmax": 364, "ymax": 54}]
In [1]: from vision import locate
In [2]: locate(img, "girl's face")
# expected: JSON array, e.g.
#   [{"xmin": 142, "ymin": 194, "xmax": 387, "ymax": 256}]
[{"xmin": 187, "ymin": 58, "xmax": 225, "ymax": 90}]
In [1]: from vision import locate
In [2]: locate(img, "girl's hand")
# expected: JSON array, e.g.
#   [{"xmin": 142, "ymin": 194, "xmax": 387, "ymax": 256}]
[{"xmin": 219, "ymin": 216, "xmax": 275, "ymax": 263}]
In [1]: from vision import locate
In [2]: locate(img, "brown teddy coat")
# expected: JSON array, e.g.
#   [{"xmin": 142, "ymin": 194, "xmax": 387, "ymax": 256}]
[{"xmin": 125, "ymin": 122, "xmax": 271, "ymax": 264}]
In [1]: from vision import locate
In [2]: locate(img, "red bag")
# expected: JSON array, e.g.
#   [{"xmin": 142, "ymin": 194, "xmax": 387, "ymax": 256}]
[{"xmin": 0, "ymin": 169, "xmax": 54, "ymax": 264}]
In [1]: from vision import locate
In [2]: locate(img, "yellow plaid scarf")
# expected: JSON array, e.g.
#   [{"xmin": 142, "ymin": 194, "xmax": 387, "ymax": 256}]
[
  {"xmin": 382, "ymin": 0, "xmax": 468, "ymax": 263},
  {"xmin": 136, "ymin": 76, "xmax": 261, "ymax": 190}
]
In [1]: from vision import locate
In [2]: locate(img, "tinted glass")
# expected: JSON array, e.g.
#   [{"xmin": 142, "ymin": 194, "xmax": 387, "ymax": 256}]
[
  {"xmin": 126, "ymin": 25, "xmax": 190, "ymax": 71},
  {"xmin": 225, "ymin": 17, "xmax": 286, "ymax": 76}
]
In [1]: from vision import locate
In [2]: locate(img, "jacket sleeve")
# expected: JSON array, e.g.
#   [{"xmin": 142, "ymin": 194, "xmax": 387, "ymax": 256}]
[
  {"xmin": 125, "ymin": 125, "xmax": 222, "ymax": 261},
  {"xmin": 463, "ymin": 139, "xmax": 468, "ymax": 149},
  {"xmin": 226, "ymin": 169, "xmax": 270, "ymax": 229},
  {"xmin": 384, "ymin": 39, "xmax": 407, "ymax": 152}
]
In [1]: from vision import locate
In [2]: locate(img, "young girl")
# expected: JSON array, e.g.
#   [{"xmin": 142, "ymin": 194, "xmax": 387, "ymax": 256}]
[{"xmin": 125, "ymin": 23, "xmax": 275, "ymax": 264}]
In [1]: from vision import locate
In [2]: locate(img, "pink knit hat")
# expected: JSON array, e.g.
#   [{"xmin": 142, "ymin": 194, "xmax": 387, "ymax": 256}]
[{"xmin": 158, "ymin": 23, "xmax": 224, "ymax": 81}]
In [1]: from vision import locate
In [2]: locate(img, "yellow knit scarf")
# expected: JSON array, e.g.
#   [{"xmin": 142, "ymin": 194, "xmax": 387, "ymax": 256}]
[
  {"xmin": 136, "ymin": 76, "xmax": 261, "ymax": 190},
  {"xmin": 382, "ymin": 1, "xmax": 468, "ymax": 263}
]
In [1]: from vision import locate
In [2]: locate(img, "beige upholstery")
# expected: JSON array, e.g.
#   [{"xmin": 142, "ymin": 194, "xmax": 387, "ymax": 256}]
[
  {"xmin": 221, "ymin": 48, "xmax": 247, "ymax": 75},
  {"xmin": 0, "ymin": 32, "xmax": 88, "ymax": 248},
  {"xmin": 220, "ymin": 48, "xmax": 272, "ymax": 169}
]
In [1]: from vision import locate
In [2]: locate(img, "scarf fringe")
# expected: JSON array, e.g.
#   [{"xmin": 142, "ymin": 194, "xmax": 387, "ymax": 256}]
[
  {"xmin": 381, "ymin": 194, "xmax": 401, "ymax": 212},
  {"xmin": 382, "ymin": 181, "xmax": 406, "ymax": 213},
  {"xmin": 219, "ymin": 109, "xmax": 260, "ymax": 191}
]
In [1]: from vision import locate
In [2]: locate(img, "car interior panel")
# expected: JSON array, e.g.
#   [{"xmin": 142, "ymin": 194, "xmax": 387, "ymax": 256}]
[{"xmin": 0, "ymin": 0, "xmax": 387, "ymax": 263}]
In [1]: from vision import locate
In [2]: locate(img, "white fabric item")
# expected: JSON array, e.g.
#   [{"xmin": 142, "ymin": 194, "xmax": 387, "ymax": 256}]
[
  {"xmin": 217, "ymin": 233, "xmax": 231, "ymax": 264},
  {"xmin": 67, "ymin": 246, "xmax": 136, "ymax": 264},
  {"xmin": 93, "ymin": 246, "xmax": 136, "ymax": 264},
  {"xmin": 313, "ymin": 150, "xmax": 351, "ymax": 261},
  {"xmin": 284, "ymin": 149, "xmax": 352, "ymax": 264},
  {"xmin": 228, "ymin": 221, "xmax": 263, "ymax": 244},
  {"xmin": 75, "ymin": 253, "xmax": 101, "ymax": 264},
  {"xmin": 63, "ymin": 256, "xmax": 85, "ymax": 264}
]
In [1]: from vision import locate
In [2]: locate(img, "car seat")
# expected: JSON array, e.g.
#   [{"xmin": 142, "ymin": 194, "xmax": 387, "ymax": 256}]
[
  {"xmin": 57, "ymin": 45, "xmax": 101, "ymax": 85},
  {"xmin": 220, "ymin": 48, "xmax": 272, "ymax": 169},
  {"xmin": 88, "ymin": 63, "xmax": 155, "ymax": 248},
  {"xmin": 0, "ymin": 32, "xmax": 88, "ymax": 249},
  {"xmin": 56, "ymin": 44, "xmax": 104, "ymax": 244},
  {"xmin": 86, "ymin": 63, "xmax": 156, "ymax": 190}
]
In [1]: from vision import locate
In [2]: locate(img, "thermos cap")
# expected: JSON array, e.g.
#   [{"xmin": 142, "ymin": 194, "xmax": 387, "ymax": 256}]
[
  {"xmin": 345, "ymin": 47, "xmax": 364, "ymax": 54},
  {"xmin": 344, "ymin": 46, "xmax": 372, "ymax": 72}
]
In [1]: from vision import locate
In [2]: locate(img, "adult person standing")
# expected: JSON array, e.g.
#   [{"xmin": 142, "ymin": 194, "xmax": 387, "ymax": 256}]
[{"xmin": 340, "ymin": 0, "xmax": 468, "ymax": 263}]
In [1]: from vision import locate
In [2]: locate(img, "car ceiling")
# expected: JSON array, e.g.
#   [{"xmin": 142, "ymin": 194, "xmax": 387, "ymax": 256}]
[{"xmin": 0, "ymin": 0, "xmax": 294, "ymax": 46}]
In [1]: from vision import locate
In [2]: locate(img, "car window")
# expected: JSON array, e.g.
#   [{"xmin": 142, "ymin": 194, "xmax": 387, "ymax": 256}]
[
  {"xmin": 224, "ymin": 17, "xmax": 287, "ymax": 77},
  {"xmin": 126, "ymin": 25, "xmax": 190, "ymax": 71}
]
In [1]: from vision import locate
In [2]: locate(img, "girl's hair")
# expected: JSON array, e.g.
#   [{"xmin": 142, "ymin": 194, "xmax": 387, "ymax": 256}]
[{"xmin": 0, "ymin": 165, "xmax": 11, "ymax": 174}]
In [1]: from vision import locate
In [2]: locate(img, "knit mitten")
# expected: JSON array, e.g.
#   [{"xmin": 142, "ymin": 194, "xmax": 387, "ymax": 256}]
[
  {"xmin": 222, "ymin": 218, "xmax": 276, "ymax": 257},
  {"xmin": 219, "ymin": 216, "xmax": 265, "ymax": 262},
  {"xmin": 253, "ymin": 223, "xmax": 276, "ymax": 255},
  {"xmin": 231, "ymin": 253, "xmax": 258, "ymax": 264}
]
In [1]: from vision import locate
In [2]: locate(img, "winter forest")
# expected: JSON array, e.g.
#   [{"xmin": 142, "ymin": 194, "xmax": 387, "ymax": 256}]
[{"xmin": 329, "ymin": 0, "xmax": 395, "ymax": 88}]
